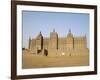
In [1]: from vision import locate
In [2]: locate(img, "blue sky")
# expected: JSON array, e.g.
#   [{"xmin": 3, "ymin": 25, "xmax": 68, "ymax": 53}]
[{"xmin": 22, "ymin": 11, "xmax": 89, "ymax": 48}]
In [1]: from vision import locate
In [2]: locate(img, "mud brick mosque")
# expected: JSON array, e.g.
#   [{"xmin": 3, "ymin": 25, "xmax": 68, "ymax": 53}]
[{"xmin": 28, "ymin": 29, "xmax": 89, "ymax": 56}]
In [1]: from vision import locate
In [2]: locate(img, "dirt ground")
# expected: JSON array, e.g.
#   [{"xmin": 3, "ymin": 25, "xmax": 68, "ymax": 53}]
[{"xmin": 22, "ymin": 53, "xmax": 89, "ymax": 69}]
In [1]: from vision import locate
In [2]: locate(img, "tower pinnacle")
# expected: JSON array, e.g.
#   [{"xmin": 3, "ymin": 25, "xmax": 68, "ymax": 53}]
[
  {"xmin": 53, "ymin": 29, "xmax": 55, "ymax": 32},
  {"xmin": 40, "ymin": 31, "xmax": 41, "ymax": 34},
  {"xmin": 69, "ymin": 29, "xmax": 71, "ymax": 33}
]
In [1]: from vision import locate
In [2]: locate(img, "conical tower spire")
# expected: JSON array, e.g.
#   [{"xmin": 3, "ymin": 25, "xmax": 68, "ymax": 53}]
[
  {"xmin": 69, "ymin": 29, "xmax": 71, "ymax": 33},
  {"xmin": 67, "ymin": 29, "xmax": 73, "ymax": 37},
  {"xmin": 40, "ymin": 31, "xmax": 41, "ymax": 34},
  {"xmin": 36, "ymin": 31, "xmax": 43, "ymax": 39},
  {"xmin": 53, "ymin": 28, "xmax": 55, "ymax": 32}
]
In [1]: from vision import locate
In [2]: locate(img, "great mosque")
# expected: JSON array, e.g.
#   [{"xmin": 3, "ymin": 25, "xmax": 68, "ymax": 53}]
[{"xmin": 28, "ymin": 29, "xmax": 89, "ymax": 56}]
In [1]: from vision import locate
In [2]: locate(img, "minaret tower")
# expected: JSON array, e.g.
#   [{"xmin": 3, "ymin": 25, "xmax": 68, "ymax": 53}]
[
  {"xmin": 66, "ymin": 29, "xmax": 74, "ymax": 49},
  {"xmin": 49, "ymin": 29, "xmax": 58, "ymax": 50}
]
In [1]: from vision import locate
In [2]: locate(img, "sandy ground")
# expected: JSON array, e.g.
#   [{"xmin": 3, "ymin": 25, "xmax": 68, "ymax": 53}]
[{"xmin": 22, "ymin": 53, "xmax": 89, "ymax": 69}]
